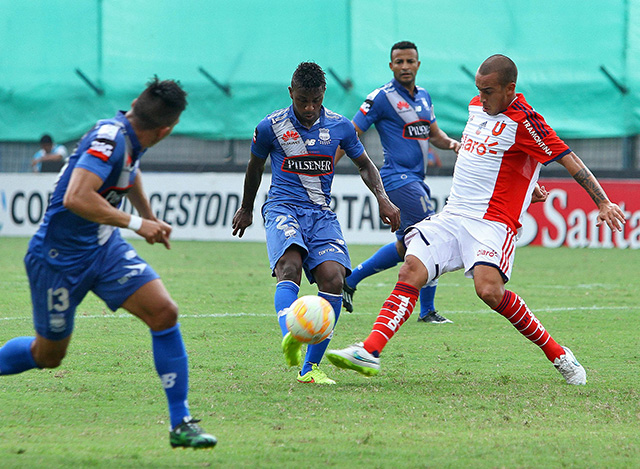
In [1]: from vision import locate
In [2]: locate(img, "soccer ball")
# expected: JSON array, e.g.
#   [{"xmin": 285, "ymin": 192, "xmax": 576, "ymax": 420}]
[{"xmin": 285, "ymin": 295, "xmax": 335, "ymax": 344}]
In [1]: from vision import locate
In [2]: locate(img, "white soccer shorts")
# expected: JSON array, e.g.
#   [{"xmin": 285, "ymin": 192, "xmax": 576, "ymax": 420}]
[{"xmin": 404, "ymin": 211, "xmax": 518, "ymax": 284}]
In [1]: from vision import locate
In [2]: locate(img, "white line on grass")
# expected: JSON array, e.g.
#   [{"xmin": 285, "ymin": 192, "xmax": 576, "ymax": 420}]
[{"xmin": 0, "ymin": 305, "xmax": 633, "ymax": 323}]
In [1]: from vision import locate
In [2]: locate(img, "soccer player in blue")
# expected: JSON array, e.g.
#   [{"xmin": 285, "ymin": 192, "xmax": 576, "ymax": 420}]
[
  {"xmin": 232, "ymin": 62, "xmax": 400, "ymax": 384},
  {"xmin": 338, "ymin": 41, "xmax": 461, "ymax": 323},
  {"xmin": 0, "ymin": 77, "xmax": 216, "ymax": 449}
]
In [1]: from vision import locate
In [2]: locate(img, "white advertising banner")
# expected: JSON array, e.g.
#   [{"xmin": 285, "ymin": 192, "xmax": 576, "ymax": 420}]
[{"xmin": 0, "ymin": 172, "xmax": 454, "ymax": 245}]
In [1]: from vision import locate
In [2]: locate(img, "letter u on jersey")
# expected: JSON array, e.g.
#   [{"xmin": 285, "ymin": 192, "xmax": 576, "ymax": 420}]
[{"xmin": 492, "ymin": 122, "xmax": 506, "ymax": 136}]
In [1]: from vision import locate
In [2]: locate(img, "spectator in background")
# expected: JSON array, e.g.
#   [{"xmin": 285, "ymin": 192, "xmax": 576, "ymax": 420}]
[{"xmin": 31, "ymin": 134, "xmax": 68, "ymax": 172}]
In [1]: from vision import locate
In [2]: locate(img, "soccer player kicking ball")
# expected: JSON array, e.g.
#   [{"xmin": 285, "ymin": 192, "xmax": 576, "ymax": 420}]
[
  {"xmin": 327, "ymin": 55, "xmax": 626, "ymax": 385},
  {"xmin": 0, "ymin": 78, "xmax": 216, "ymax": 448},
  {"xmin": 232, "ymin": 62, "xmax": 400, "ymax": 385}
]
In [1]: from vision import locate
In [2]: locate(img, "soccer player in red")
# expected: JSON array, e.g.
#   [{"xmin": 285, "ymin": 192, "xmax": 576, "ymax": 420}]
[{"xmin": 327, "ymin": 55, "xmax": 626, "ymax": 385}]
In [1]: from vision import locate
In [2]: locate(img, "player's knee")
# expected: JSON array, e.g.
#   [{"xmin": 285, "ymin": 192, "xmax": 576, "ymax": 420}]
[
  {"xmin": 150, "ymin": 298, "xmax": 179, "ymax": 331},
  {"xmin": 475, "ymin": 284, "xmax": 502, "ymax": 308},
  {"xmin": 397, "ymin": 257, "xmax": 428, "ymax": 289},
  {"xmin": 33, "ymin": 351, "xmax": 66, "ymax": 369}
]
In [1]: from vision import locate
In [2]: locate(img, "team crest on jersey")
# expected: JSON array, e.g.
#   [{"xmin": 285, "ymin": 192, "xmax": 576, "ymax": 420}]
[
  {"xmin": 318, "ymin": 128, "xmax": 331, "ymax": 144},
  {"xmin": 403, "ymin": 120, "xmax": 430, "ymax": 140},
  {"xmin": 282, "ymin": 154, "xmax": 333, "ymax": 176}
]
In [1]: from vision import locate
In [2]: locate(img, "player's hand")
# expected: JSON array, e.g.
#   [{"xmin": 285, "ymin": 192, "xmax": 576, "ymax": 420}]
[
  {"xmin": 378, "ymin": 198, "xmax": 401, "ymax": 232},
  {"xmin": 232, "ymin": 207, "xmax": 253, "ymax": 238},
  {"xmin": 531, "ymin": 184, "xmax": 549, "ymax": 204},
  {"xmin": 596, "ymin": 201, "xmax": 626, "ymax": 232},
  {"xmin": 137, "ymin": 218, "xmax": 172, "ymax": 249},
  {"xmin": 449, "ymin": 139, "xmax": 461, "ymax": 154}
]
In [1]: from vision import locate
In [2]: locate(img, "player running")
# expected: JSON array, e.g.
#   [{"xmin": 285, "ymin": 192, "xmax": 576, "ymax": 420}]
[
  {"xmin": 338, "ymin": 41, "xmax": 460, "ymax": 323},
  {"xmin": 232, "ymin": 62, "xmax": 400, "ymax": 385},
  {"xmin": 327, "ymin": 55, "xmax": 626, "ymax": 385},
  {"xmin": 0, "ymin": 77, "xmax": 217, "ymax": 448}
]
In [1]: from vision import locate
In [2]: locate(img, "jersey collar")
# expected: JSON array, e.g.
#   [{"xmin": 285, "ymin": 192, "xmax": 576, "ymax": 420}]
[
  {"xmin": 288, "ymin": 105, "xmax": 324, "ymax": 130},
  {"xmin": 115, "ymin": 111, "xmax": 143, "ymax": 156}
]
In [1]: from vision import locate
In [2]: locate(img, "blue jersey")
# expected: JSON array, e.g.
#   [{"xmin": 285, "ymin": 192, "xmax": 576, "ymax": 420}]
[
  {"xmin": 29, "ymin": 111, "xmax": 145, "ymax": 268},
  {"xmin": 251, "ymin": 105, "xmax": 364, "ymax": 210},
  {"xmin": 353, "ymin": 78, "xmax": 436, "ymax": 191}
]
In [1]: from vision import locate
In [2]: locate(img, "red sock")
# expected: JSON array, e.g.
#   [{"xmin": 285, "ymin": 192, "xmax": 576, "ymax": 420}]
[
  {"xmin": 363, "ymin": 282, "xmax": 419, "ymax": 355},
  {"xmin": 494, "ymin": 290, "xmax": 564, "ymax": 361}
]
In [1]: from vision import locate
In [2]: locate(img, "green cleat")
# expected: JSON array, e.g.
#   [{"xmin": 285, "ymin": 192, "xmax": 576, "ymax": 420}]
[
  {"xmin": 281, "ymin": 331, "xmax": 302, "ymax": 367},
  {"xmin": 297, "ymin": 363, "xmax": 336, "ymax": 385},
  {"xmin": 170, "ymin": 417, "xmax": 217, "ymax": 449}
]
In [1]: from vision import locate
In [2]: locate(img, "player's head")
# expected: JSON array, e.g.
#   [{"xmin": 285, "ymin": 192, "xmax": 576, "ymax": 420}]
[
  {"xmin": 130, "ymin": 76, "xmax": 188, "ymax": 146},
  {"xmin": 475, "ymin": 55, "xmax": 518, "ymax": 115},
  {"xmin": 289, "ymin": 62, "xmax": 326, "ymax": 128},
  {"xmin": 39, "ymin": 134, "xmax": 53, "ymax": 153},
  {"xmin": 389, "ymin": 41, "xmax": 420, "ymax": 90}
]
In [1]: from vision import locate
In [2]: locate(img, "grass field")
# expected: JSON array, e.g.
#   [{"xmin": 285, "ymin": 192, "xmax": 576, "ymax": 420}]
[{"xmin": 0, "ymin": 237, "xmax": 638, "ymax": 468}]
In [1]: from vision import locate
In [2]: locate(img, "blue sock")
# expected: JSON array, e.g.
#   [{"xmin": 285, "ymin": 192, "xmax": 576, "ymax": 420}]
[
  {"xmin": 275, "ymin": 280, "xmax": 300, "ymax": 336},
  {"xmin": 0, "ymin": 337, "xmax": 38, "ymax": 375},
  {"xmin": 346, "ymin": 242, "xmax": 402, "ymax": 288},
  {"xmin": 419, "ymin": 279, "xmax": 438, "ymax": 317},
  {"xmin": 150, "ymin": 324, "xmax": 190, "ymax": 429},
  {"xmin": 301, "ymin": 292, "xmax": 342, "ymax": 375}
]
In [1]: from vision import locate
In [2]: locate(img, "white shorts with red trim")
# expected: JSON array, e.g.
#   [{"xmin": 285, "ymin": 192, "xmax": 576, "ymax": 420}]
[{"xmin": 404, "ymin": 212, "xmax": 517, "ymax": 284}]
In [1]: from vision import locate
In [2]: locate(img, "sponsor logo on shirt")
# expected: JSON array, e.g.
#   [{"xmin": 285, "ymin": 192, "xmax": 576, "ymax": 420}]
[
  {"xmin": 403, "ymin": 120, "xmax": 431, "ymax": 140},
  {"xmin": 282, "ymin": 154, "xmax": 333, "ymax": 176},
  {"xmin": 87, "ymin": 138, "xmax": 116, "ymax": 161},
  {"xmin": 282, "ymin": 130, "xmax": 300, "ymax": 142},
  {"xmin": 477, "ymin": 248, "xmax": 498, "ymax": 258},
  {"xmin": 522, "ymin": 119, "xmax": 553, "ymax": 156},
  {"xmin": 360, "ymin": 99, "xmax": 374, "ymax": 115},
  {"xmin": 397, "ymin": 100, "xmax": 411, "ymax": 111}
]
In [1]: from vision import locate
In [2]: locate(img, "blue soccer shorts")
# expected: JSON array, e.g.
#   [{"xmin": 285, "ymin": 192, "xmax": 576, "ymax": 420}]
[
  {"xmin": 262, "ymin": 203, "xmax": 351, "ymax": 284},
  {"xmin": 386, "ymin": 180, "xmax": 435, "ymax": 241},
  {"xmin": 25, "ymin": 234, "xmax": 160, "ymax": 340}
]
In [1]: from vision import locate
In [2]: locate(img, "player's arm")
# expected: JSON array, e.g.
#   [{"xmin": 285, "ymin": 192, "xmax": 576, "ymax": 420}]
[
  {"xmin": 428, "ymin": 121, "xmax": 460, "ymax": 153},
  {"xmin": 64, "ymin": 168, "xmax": 171, "ymax": 248},
  {"xmin": 127, "ymin": 171, "xmax": 172, "ymax": 249},
  {"xmin": 232, "ymin": 152, "xmax": 266, "ymax": 238},
  {"xmin": 351, "ymin": 151, "xmax": 400, "ymax": 232},
  {"xmin": 556, "ymin": 152, "xmax": 626, "ymax": 231},
  {"xmin": 335, "ymin": 122, "xmax": 364, "ymax": 165}
]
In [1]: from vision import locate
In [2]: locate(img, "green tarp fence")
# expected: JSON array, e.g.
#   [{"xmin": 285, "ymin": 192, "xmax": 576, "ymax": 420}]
[{"xmin": 1, "ymin": 0, "xmax": 639, "ymax": 142}]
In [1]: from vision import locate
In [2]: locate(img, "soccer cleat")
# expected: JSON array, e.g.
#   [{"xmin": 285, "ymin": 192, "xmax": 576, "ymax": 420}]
[
  {"xmin": 342, "ymin": 280, "xmax": 356, "ymax": 313},
  {"xmin": 417, "ymin": 310, "xmax": 453, "ymax": 324},
  {"xmin": 554, "ymin": 346, "xmax": 587, "ymax": 385},
  {"xmin": 297, "ymin": 363, "xmax": 336, "ymax": 385},
  {"xmin": 281, "ymin": 332, "xmax": 302, "ymax": 367},
  {"xmin": 170, "ymin": 417, "xmax": 217, "ymax": 449},
  {"xmin": 326, "ymin": 342, "xmax": 380, "ymax": 377}
]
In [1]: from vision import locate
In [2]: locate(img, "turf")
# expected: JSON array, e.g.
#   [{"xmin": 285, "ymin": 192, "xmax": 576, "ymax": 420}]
[{"xmin": 0, "ymin": 237, "xmax": 638, "ymax": 468}]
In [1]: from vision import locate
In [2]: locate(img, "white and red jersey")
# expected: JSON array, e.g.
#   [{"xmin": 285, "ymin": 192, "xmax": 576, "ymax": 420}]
[{"xmin": 444, "ymin": 93, "xmax": 571, "ymax": 232}]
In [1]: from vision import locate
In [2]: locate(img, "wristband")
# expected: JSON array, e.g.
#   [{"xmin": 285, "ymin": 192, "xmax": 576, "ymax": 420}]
[{"xmin": 127, "ymin": 215, "xmax": 143, "ymax": 231}]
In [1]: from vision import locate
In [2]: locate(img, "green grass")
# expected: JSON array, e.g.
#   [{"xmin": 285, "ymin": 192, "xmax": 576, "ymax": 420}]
[{"xmin": 0, "ymin": 237, "xmax": 638, "ymax": 468}]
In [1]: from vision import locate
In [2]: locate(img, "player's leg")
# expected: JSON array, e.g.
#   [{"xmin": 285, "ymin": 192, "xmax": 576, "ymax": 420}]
[
  {"xmin": 97, "ymin": 237, "xmax": 215, "ymax": 448},
  {"xmin": 473, "ymin": 265, "xmax": 585, "ymax": 385},
  {"xmin": 1, "ymin": 252, "xmax": 78, "ymax": 376},
  {"xmin": 296, "ymin": 260, "xmax": 345, "ymax": 384}
]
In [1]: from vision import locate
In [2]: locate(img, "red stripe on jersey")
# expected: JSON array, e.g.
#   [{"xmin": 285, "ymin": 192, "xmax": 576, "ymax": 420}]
[{"xmin": 87, "ymin": 148, "xmax": 110, "ymax": 162}]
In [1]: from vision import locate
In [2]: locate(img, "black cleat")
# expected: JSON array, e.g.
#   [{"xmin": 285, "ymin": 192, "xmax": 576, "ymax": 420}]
[{"xmin": 417, "ymin": 310, "xmax": 453, "ymax": 324}]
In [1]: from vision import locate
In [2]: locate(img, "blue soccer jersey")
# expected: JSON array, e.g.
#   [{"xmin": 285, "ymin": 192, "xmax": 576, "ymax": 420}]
[
  {"xmin": 29, "ymin": 111, "xmax": 145, "ymax": 268},
  {"xmin": 251, "ymin": 105, "xmax": 365, "ymax": 210},
  {"xmin": 353, "ymin": 78, "xmax": 436, "ymax": 192}
]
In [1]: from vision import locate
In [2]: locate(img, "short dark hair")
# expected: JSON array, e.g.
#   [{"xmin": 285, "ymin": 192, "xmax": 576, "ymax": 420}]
[
  {"xmin": 391, "ymin": 41, "xmax": 418, "ymax": 60},
  {"xmin": 291, "ymin": 62, "xmax": 326, "ymax": 91},
  {"xmin": 132, "ymin": 76, "xmax": 188, "ymax": 130},
  {"xmin": 39, "ymin": 134, "xmax": 53, "ymax": 145},
  {"xmin": 478, "ymin": 55, "xmax": 518, "ymax": 86}
]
